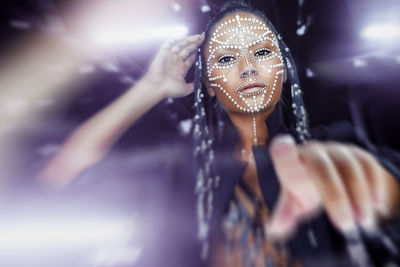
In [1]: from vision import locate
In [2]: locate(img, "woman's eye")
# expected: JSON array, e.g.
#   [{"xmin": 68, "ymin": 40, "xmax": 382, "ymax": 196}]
[
  {"xmin": 254, "ymin": 48, "xmax": 271, "ymax": 57},
  {"xmin": 218, "ymin": 56, "xmax": 235, "ymax": 64}
]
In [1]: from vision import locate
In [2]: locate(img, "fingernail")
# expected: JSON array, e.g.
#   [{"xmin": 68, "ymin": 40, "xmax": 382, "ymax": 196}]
[
  {"xmin": 360, "ymin": 217, "xmax": 377, "ymax": 234},
  {"xmin": 270, "ymin": 135, "xmax": 296, "ymax": 156},
  {"xmin": 379, "ymin": 197, "xmax": 390, "ymax": 217},
  {"xmin": 353, "ymin": 206, "xmax": 377, "ymax": 233},
  {"xmin": 373, "ymin": 194, "xmax": 390, "ymax": 218},
  {"xmin": 379, "ymin": 205, "xmax": 390, "ymax": 218},
  {"xmin": 338, "ymin": 219, "xmax": 358, "ymax": 235},
  {"xmin": 266, "ymin": 221, "xmax": 282, "ymax": 240},
  {"xmin": 274, "ymin": 134, "xmax": 295, "ymax": 145}
]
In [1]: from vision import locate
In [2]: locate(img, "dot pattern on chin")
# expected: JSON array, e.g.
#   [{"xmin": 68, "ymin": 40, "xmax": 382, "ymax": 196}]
[{"xmin": 206, "ymin": 14, "xmax": 285, "ymax": 113}]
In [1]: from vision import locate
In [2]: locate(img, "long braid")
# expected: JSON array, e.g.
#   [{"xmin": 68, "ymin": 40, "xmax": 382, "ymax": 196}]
[
  {"xmin": 193, "ymin": 52, "xmax": 220, "ymax": 259},
  {"xmin": 266, "ymin": 21, "xmax": 311, "ymax": 143}
]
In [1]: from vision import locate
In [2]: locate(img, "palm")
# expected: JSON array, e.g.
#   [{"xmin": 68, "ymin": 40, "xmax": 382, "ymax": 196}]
[
  {"xmin": 160, "ymin": 57, "xmax": 191, "ymax": 96},
  {"xmin": 146, "ymin": 34, "xmax": 204, "ymax": 98}
]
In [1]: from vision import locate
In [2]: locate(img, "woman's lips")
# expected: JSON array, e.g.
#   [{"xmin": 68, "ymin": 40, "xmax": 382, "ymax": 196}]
[{"xmin": 237, "ymin": 83, "xmax": 266, "ymax": 96}]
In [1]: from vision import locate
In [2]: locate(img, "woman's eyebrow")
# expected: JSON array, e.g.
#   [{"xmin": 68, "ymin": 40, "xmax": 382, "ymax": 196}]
[
  {"xmin": 248, "ymin": 39, "xmax": 274, "ymax": 48},
  {"xmin": 213, "ymin": 48, "xmax": 238, "ymax": 54}
]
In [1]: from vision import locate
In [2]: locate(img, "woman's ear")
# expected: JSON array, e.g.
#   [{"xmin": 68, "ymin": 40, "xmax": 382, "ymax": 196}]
[{"xmin": 203, "ymin": 78, "xmax": 216, "ymax": 97}]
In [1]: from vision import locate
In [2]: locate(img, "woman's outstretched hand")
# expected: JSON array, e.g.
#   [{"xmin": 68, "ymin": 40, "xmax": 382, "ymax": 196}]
[
  {"xmin": 268, "ymin": 135, "xmax": 400, "ymax": 239},
  {"xmin": 143, "ymin": 33, "xmax": 205, "ymax": 98}
]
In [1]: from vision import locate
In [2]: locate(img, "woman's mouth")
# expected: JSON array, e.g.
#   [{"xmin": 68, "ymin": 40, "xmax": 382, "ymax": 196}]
[{"xmin": 236, "ymin": 81, "xmax": 267, "ymax": 96}]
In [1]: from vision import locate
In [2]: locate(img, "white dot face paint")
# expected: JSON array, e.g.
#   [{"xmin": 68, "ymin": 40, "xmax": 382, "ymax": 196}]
[{"xmin": 205, "ymin": 12, "xmax": 285, "ymax": 114}]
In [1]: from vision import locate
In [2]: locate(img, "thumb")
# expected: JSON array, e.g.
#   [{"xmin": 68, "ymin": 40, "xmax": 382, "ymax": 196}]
[
  {"xmin": 269, "ymin": 135, "xmax": 320, "ymax": 213},
  {"xmin": 266, "ymin": 191, "xmax": 299, "ymax": 240}
]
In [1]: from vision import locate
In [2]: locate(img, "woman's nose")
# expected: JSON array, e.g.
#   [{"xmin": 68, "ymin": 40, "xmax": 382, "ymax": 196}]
[{"xmin": 240, "ymin": 67, "xmax": 258, "ymax": 78}]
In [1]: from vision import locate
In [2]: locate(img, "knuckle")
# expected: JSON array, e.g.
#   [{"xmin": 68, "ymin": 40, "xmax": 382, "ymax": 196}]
[
  {"xmin": 325, "ymin": 191, "xmax": 346, "ymax": 210},
  {"xmin": 170, "ymin": 47, "xmax": 179, "ymax": 53},
  {"xmin": 324, "ymin": 141, "xmax": 339, "ymax": 148},
  {"xmin": 325, "ymin": 142, "xmax": 346, "ymax": 153},
  {"xmin": 347, "ymin": 143, "xmax": 360, "ymax": 151},
  {"xmin": 351, "ymin": 146, "xmax": 375, "ymax": 162},
  {"xmin": 301, "ymin": 145, "xmax": 328, "ymax": 167},
  {"xmin": 301, "ymin": 140, "xmax": 322, "ymax": 152}
]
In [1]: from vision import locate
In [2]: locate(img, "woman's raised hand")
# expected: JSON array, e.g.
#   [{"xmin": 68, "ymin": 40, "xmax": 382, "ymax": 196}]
[
  {"xmin": 39, "ymin": 33, "xmax": 204, "ymax": 189},
  {"xmin": 143, "ymin": 33, "xmax": 205, "ymax": 98},
  {"xmin": 268, "ymin": 135, "xmax": 400, "ymax": 239}
]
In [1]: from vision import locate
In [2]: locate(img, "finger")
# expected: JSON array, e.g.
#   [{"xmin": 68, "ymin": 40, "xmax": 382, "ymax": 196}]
[
  {"xmin": 179, "ymin": 36, "xmax": 204, "ymax": 60},
  {"xmin": 171, "ymin": 34, "xmax": 204, "ymax": 54},
  {"xmin": 188, "ymin": 32, "xmax": 205, "ymax": 43},
  {"xmin": 326, "ymin": 143, "xmax": 375, "ymax": 231},
  {"xmin": 269, "ymin": 135, "xmax": 320, "ymax": 214},
  {"xmin": 170, "ymin": 40, "xmax": 188, "ymax": 54},
  {"xmin": 170, "ymin": 35, "xmax": 198, "ymax": 53},
  {"xmin": 179, "ymin": 43, "xmax": 200, "ymax": 61},
  {"xmin": 184, "ymin": 53, "xmax": 197, "ymax": 68},
  {"xmin": 184, "ymin": 32, "xmax": 205, "ymax": 45},
  {"xmin": 161, "ymin": 35, "xmax": 186, "ymax": 51},
  {"xmin": 266, "ymin": 190, "xmax": 298, "ymax": 240},
  {"xmin": 349, "ymin": 146, "xmax": 396, "ymax": 217},
  {"xmin": 161, "ymin": 38, "xmax": 176, "ymax": 51},
  {"xmin": 299, "ymin": 142, "xmax": 357, "ymax": 234},
  {"xmin": 153, "ymin": 37, "xmax": 184, "ymax": 65}
]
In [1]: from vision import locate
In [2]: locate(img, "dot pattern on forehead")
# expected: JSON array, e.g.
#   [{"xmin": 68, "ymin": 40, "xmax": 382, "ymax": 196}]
[{"xmin": 206, "ymin": 14, "xmax": 285, "ymax": 113}]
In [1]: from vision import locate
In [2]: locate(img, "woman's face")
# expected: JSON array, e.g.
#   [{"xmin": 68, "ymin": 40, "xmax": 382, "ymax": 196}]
[{"xmin": 204, "ymin": 11, "xmax": 285, "ymax": 114}]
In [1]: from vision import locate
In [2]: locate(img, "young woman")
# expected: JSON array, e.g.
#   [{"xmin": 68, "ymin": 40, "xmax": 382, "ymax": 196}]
[{"xmin": 41, "ymin": 3, "xmax": 400, "ymax": 267}]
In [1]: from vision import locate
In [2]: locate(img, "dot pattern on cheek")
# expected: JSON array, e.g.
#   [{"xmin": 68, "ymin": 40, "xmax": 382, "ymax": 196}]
[{"xmin": 206, "ymin": 14, "xmax": 285, "ymax": 113}]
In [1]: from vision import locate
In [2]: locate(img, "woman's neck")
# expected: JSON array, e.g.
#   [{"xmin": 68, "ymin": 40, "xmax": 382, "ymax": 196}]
[{"xmin": 228, "ymin": 107, "xmax": 274, "ymax": 153}]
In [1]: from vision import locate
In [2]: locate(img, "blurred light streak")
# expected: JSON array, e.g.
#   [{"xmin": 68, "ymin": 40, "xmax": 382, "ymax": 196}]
[
  {"xmin": 361, "ymin": 24, "xmax": 400, "ymax": 39},
  {"xmin": 35, "ymin": 143, "xmax": 60, "ymax": 157},
  {"xmin": 36, "ymin": 97, "xmax": 55, "ymax": 108},
  {"xmin": 90, "ymin": 247, "xmax": 143, "ymax": 266},
  {"xmin": 119, "ymin": 75, "xmax": 136, "ymax": 85},
  {"xmin": 0, "ymin": 0, "xmax": 174, "ymax": 187},
  {"xmin": 0, "ymin": 37, "xmax": 85, "ymax": 185},
  {"xmin": 92, "ymin": 25, "xmax": 188, "ymax": 46},
  {"xmin": 4, "ymin": 98, "xmax": 28, "ymax": 116},
  {"xmin": 9, "ymin": 20, "xmax": 32, "ymax": 30},
  {"xmin": 101, "ymin": 62, "xmax": 120, "ymax": 73},
  {"xmin": 0, "ymin": 218, "xmax": 136, "ymax": 251},
  {"xmin": 353, "ymin": 58, "xmax": 368, "ymax": 68},
  {"xmin": 78, "ymin": 64, "xmax": 96, "ymax": 74}
]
